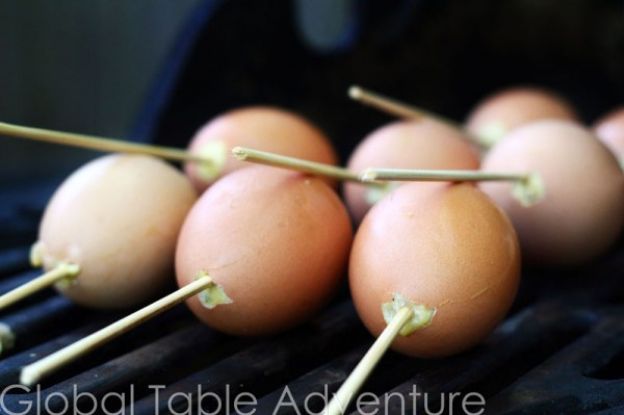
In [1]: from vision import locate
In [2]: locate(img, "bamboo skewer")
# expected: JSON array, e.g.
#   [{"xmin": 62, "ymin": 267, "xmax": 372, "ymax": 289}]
[
  {"xmin": 231, "ymin": 147, "xmax": 543, "ymax": 205},
  {"xmin": 0, "ymin": 121, "xmax": 208, "ymax": 164},
  {"xmin": 348, "ymin": 86, "xmax": 435, "ymax": 121},
  {"xmin": 361, "ymin": 168, "xmax": 545, "ymax": 206},
  {"xmin": 348, "ymin": 86, "xmax": 484, "ymax": 147},
  {"xmin": 20, "ymin": 275, "xmax": 216, "ymax": 386},
  {"xmin": 0, "ymin": 263, "xmax": 80, "ymax": 311},
  {"xmin": 324, "ymin": 307, "xmax": 413, "ymax": 415},
  {"xmin": 360, "ymin": 167, "xmax": 530, "ymax": 183},
  {"xmin": 232, "ymin": 146, "xmax": 362, "ymax": 182}
]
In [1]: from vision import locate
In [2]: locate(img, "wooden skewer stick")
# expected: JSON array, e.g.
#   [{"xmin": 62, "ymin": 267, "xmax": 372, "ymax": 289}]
[
  {"xmin": 348, "ymin": 86, "xmax": 484, "ymax": 147},
  {"xmin": 0, "ymin": 121, "xmax": 208, "ymax": 165},
  {"xmin": 232, "ymin": 146, "xmax": 362, "ymax": 182},
  {"xmin": 361, "ymin": 168, "xmax": 545, "ymax": 206},
  {"xmin": 20, "ymin": 275, "xmax": 215, "ymax": 386},
  {"xmin": 348, "ymin": 86, "xmax": 434, "ymax": 121},
  {"xmin": 324, "ymin": 307, "xmax": 413, "ymax": 415},
  {"xmin": 360, "ymin": 167, "xmax": 530, "ymax": 183},
  {"xmin": 0, "ymin": 263, "xmax": 80, "ymax": 311}
]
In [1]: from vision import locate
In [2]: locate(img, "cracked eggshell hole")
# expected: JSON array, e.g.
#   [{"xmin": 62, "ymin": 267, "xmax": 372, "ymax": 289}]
[
  {"xmin": 37, "ymin": 154, "xmax": 197, "ymax": 309},
  {"xmin": 594, "ymin": 107, "xmax": 624, "ymax": 170},
  {"xmin": 175, "ymin": 165, "xmax": 352, "ymax": 336},
  {"xmin": 466, "ymin": 87, "xmax": 578, "ymax": 148},
  {"xmin": 184, "ymin": 106, "xmax": 338, "ymax": 192},
  {"xmin": 480, "ymin": 120, "xmax": 624, "ymax": 266},
  {"xmin": 343, "ymin": 119, "xmax": 480, "ymax": 223},
  {"xmin": 350, "ymin": 182, "xmax": 520, "ymax": 358}
]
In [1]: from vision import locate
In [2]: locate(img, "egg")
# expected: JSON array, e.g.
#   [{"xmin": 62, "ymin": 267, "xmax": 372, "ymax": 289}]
[
  {"xmin": 466, "ymin": 87, "xmax": 578, "ymax": 147},
  {"xmin": 594, "ymin": 107, "xmax": 624, "ymax": 170},
  {"xmin": 343, "ymin": 119, "xmax": 480, "ymax": 223},
  {"xmin": 35, "ymin": 154, "xmax": 197, "ymax": 309},
  {"xmin": 184, "ymin": 106, "xmax": 338, "ymax": 192},
  {"xmin": 350, "ymin": 182, "xmax": 520, "ymax": 358},
  {"xmin": 480, "ymin": 120, "xmax": 624, "ymax": 265},
  {"xmin": 175, "ymin": 166, "xmax": 352, "ymax": 336}
]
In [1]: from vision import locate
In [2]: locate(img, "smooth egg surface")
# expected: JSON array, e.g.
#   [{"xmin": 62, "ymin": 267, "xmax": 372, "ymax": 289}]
[
  {"xmin": 38, "ymin": 154, "xmax": 197, "ymax": 309},
  {"xmin": 481, "ymin": 120, "xmax": 624, "ymax": 265},
  {"xmin": 176, "ymin": 166, "xmax": 352, "ymax": 336},
  {"xmin": 350, "ymin": 182, "xmax": 521, "ymax": 358},
  {"xmin": 594, "ymin": 107, "xmax": 624, "ymax": 169}
]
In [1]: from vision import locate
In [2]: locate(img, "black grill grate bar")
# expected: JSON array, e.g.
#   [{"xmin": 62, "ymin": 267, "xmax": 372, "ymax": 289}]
[
  {"xmin": 251, "ymin": 343, "xmax": 428, "ymax": 415},
  {"xmin": 130, "ymin": 302, "xmax": 367, "ymax": 415},
  {"xmin": 0, "ymin": 324, "xmax": 226, "ymax": 414},
  {"xmin": 348, "ymin": 302, "xmax": 595, "ymax": 415},
  {"xmin": 0, "ymin": 305, "xmax": 195, "ymax": 388},
  {"xmin": 0, "ymin": 296, "xmax": 85, "ymax": 358},
  {"xmin": 0, "ymin": 228, "xmax": 622, "ymax": 414},
  {"xmin": 486, "ymin": 310, "xmax": 624, "ymax": 415},
  {"xmin": 0, "ymin": 322, "xmax": 105, "ymax": 386},
  {"xmin": 0, "ymin": 247, "xmax": 30, "ymax": 278},
  {"xmin": 250, "ymin": 346, "xmax": 368, "ymax": 415}
]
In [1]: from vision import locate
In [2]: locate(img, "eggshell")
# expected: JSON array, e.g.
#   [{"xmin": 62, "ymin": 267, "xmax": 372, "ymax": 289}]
[
  {"xmin": 480, "ymin": 120, "xmax": 624, "ymax": 265},
  {"xmin": 466, "ymin": 87, "xmax": 578, "ymax": 147},
  {"xmin": 175, "ymin": 166, "xmax": 352, "ymax": 336},
  {"xmin": 37, "ymin": 154, "xmax": 197, "ymax": 309},
  {"xmin": 350, "ymin": 182, "xmax": 520, "ymax": 358},
  {"xmin": 343, "ymin": 119, "xmax": 480, "ymax": 223},
  {"xmin": 184, "ymin": 106, "xmax": 338, "ymax": 192},
  {"xmin": 593, "ymin": 107, "xmax": 624, "ymax": 169}
]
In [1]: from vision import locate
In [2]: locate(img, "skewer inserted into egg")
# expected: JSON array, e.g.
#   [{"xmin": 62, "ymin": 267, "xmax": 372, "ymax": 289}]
[
  {"xmin": 0, "ymin": 105, "xmax": 339, "ymax": 193},
  {"xmin": 324, "ymin": 182, "xmax": 521, "ymax": 414},
  {"xmin": 176, "ymin": 166, "xmax": 352, "ymax": 335},
  {"xmin": 184, "ymin": 106, "xmax": 338, "ymax": 191},
  {"xmin": 480, "ymin": 120, "xmax": 624, "ymax": 265},
  {"xmin": 348, "ymin": 86, "xmax": 484, "ymax": 149},
  {"xmin": 343, "ymin": 119, "xmax": 480, "ymax": 223},
  {"xmin": 0, "ymin": 154, "xmax": 197, "ymax": 311},
  {"xmin": 233, "ymin": 146, "xmax": 544, "ymax": 214},
  {"xmin": 20, "ymin": 166, "xmax": 353, "ymax": 384},
  {"xmin": 352, "ymin": 120, "xmax": 623, "ymax": 266},
  {"xmin": 465, "ymin": 86, "xmax": 578, "ymax": 148}
]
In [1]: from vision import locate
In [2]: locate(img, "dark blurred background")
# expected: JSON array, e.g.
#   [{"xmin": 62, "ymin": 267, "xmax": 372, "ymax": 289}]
[
  {"xmin": 0, "ymin": 0, "xmax": 200, "ymax": 184},
  {"xmin": 1, "ymin": 0, "xmax": 623, "ymax": 186}
]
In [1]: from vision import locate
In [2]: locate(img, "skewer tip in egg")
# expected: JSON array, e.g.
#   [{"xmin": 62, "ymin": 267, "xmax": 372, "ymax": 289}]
[
  {"xmin": 480, "ymin": 120, "xmax": 624, "ymax": 266},
  {"xmin": 176, "ymin": 165, "xmax": 352, "ymax": 336},
  {"xmin": 466, "ymin": 87, "xmax": 578, "ymax": 148},
  {"xmin": 184, "ymin": 106, "xmax": 338, "ymax": 192},
  {"xmin": 350, "ymin": 182, "xmax": 520, "ymax": 357},
  {"xmin": 35, "ymin": 154, "xmax": 197, "ymax": 309},
  {"xmin": 344, "ymin": 119, "xmax": 480, "ymax": 223}
]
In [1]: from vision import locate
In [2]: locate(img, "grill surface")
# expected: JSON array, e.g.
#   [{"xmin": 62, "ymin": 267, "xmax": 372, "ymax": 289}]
[{"xmin": 0, "ymin": 180, "xmax": 624, "ymax": 414}]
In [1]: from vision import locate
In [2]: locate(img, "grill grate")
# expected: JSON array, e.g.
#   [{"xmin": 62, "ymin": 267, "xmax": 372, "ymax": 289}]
[{"xmin": 0, "ymin": 184, "xmax": 623, "ymax": 415}]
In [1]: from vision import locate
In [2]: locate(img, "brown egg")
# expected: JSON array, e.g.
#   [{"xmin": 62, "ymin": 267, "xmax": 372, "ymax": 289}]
[
  {"xmin": 466, "ymin": 87, "xmax": 578, "ymax": 147},
  {"xmin": 175, "ymin": 166, "xmax": 352, "ymax": 336},
  {"xmin": 36, "ymin": 154, "xmax": 197, "ymax": 309},
  {"xmin": 350, "ymin": 182, "xmax": 520, "ymax": 358},
  {"xmin": 184, "ymin": 106, "xmax": 338, "ymax": 192},
  {"xmin": 481, "ymin": 120, "xmax": 624, "ymax": 265},
  {"xmin": 343, "ymin": 119, "xmax": 480, "ymax": 223},
  {"xmin": 594, "ymin": 107, "xmax": 624, "ymax": 170}
]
